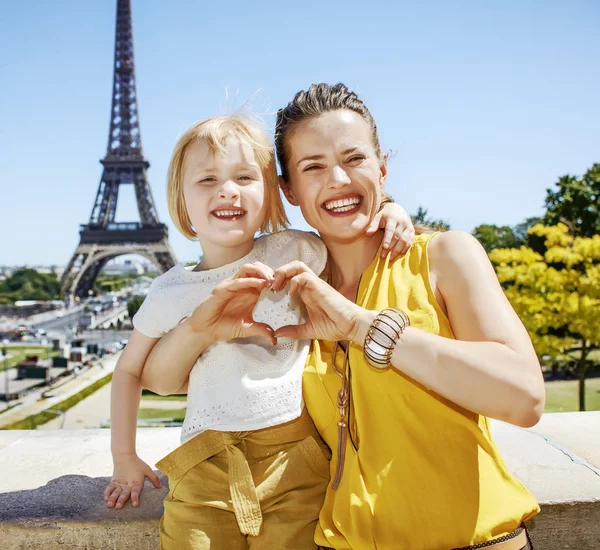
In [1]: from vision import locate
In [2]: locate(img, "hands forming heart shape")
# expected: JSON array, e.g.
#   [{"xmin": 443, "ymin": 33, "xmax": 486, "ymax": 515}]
[{"xmin": 186, "ymin": 261, "xmax": 372, "ymax": 347}]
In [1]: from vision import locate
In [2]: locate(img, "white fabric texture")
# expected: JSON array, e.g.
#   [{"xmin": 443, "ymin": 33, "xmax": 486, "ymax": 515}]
[{"xmin": 132, "ymin": 230, "xmax": 328, "ymax": 443}]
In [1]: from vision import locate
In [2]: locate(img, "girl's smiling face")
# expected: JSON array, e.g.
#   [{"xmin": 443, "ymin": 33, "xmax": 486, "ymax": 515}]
[{"xmin": 183, "ymin": 136, "xmax": 267, "ymax": 261}]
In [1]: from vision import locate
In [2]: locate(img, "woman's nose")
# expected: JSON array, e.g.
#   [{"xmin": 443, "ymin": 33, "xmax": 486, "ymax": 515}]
[{"xmin": 329, "ymin": 165, "xmax": 351, "ymax": 188}]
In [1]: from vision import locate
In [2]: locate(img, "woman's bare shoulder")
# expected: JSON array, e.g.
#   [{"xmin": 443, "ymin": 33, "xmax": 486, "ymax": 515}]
[{"xmin": 428, "ymin": 230, "xmax": 492, "ymax": 291}]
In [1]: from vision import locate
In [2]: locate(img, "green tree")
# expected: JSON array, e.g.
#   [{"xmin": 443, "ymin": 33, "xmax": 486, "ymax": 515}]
[
  {"xmin": 411, "ymin": 206, "xmax": 451, "ymax": 231},
  {"xmin": 0, "ymin": 269, "xmax": 61, "ymax": 303},
  {"xmin": 513, "ymin": 217, "xmax": 542, "ymax": 244},
  {"xmin": 472, "ymin": 225, "xmax": 520, "ymax": 253},
  {"xmin": 490, "ymin": 224, "xmax": 600, "ymax": 411},
  {"xmin": 127, "ymin": 295, "xmax": 145, "ymax": 319},
  {"xmin": 544, "ymin": 164, "xmax": 600, "ymax": 237}
]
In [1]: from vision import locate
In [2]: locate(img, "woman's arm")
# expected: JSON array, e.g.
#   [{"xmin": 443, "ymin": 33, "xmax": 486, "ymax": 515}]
[
  {"xmin": 354, "ymin": 231, "xmax": 545, "ymax": 428},
  {"xmin": 274, "ymin": 236, "xmax": 545, "ymax": 428}
]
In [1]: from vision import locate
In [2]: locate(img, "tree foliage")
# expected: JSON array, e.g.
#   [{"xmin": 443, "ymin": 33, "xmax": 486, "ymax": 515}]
[
  {"xmin": 127, "ymin": 295, "xmax": 145, "ymax": 319},
  {"xmin": 411, "ymin": 206, "xmax": 451, "ymax": 231},
  {"xmin": 0, "ymin": 268, "xmax": 61, "ymax": 303},
  {"xmin": 544, "ymin": 164, "xmax": 600, "ymax": 237},
  {"xmin": 472, "ymin": 225, "xmax": 520, "ymax": 252},
  {"xmin": 473, "ymin": 217, "xmax": 543, "ymax": 253},
  {"xmin": 490, "ymin": 224, "xmax": 600, "ymax": 410}
]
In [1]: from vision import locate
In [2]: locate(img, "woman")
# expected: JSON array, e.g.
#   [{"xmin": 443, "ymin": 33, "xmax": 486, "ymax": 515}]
[{"xmin": 269, "ymin": 83, "xmax": 544, "ymax": 549}]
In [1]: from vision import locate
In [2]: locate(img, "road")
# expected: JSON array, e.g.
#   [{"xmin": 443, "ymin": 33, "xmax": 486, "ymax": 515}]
[{"xmin": 34, "ymin": 307, "xmax": 88, "ymax": 335}]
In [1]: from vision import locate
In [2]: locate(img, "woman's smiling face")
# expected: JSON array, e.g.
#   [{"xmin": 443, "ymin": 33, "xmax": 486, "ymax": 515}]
[{"xmin": 282, "ymin": 109, "xmax": 387, "ymax": 243}]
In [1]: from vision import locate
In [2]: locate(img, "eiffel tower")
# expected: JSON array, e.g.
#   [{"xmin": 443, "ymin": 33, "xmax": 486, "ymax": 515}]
[{"xmin": 61, "ymin": 0, "xmax": 176, "ymax": 300}]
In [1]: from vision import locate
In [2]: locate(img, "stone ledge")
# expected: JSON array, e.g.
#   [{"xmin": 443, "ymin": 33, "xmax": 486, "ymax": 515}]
[{"xmin": 1, "ymin": 413, "xmax": 599, "ymax": 549}]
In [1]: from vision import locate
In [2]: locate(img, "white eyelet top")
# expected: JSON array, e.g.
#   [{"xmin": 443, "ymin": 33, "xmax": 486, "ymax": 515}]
[{"xmin": 133, "ymin": 230, "xmax": 328, "ymax": 443}]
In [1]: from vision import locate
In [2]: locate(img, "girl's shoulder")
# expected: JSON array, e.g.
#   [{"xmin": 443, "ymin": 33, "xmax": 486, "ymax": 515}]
[
  {"xmin": 257, "ymin": 230, "xmax": 328, "ymax": 274},
  {"xmin": 142, "ymin": 263, "xmax": 210, "ymax": 303}
]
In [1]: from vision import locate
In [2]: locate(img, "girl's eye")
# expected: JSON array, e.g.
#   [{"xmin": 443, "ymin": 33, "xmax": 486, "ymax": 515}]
[
  {"xmin": 238, "ymin": 175, "xmax": 254, "ymax": 181},
  {"xmin": 199, "ymin": 177, "xmax": 217, "ymax": 184}
]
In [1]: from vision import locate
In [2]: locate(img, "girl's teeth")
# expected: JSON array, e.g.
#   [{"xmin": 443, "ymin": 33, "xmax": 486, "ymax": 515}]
[{"xmin": 214, "ymin": 210, "xmax": 244, "ymax": 217}]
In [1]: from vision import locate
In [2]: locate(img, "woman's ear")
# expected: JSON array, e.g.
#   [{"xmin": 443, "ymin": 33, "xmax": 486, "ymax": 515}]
[
  {"xmin": 279, "ymin": 176, "xmax": 299, "ymax": 206},
  {"xmin": 379, "ymin": 156, "xmax": 388, "ymax": 188}
]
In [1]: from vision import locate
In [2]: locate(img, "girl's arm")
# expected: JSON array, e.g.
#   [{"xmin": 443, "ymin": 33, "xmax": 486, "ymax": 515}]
[
  {"xmin": 139, "ymin": 317, "xmax": 213, "ymax": 395},
  {"xmin": 366, "ymin": 202, "xmax": 415, "ymax": 259},
  {"xmin": 141, "ymin": 265, "xmax": 276, "ymax": 395},
  {"xmin": 104, "ymin": 330, "xmax": 162, "ymax": 509}
]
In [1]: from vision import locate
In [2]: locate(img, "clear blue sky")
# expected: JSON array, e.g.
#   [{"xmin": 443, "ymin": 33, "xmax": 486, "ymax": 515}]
[{"xmin": 1, "ymin": 0, "xmax": 598, "ymax": 266}]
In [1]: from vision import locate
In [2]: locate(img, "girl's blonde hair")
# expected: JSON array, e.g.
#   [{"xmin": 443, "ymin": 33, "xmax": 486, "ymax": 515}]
[{"xmin": 167, "ymin": 115, "xmax": 289, "ymax": 240}]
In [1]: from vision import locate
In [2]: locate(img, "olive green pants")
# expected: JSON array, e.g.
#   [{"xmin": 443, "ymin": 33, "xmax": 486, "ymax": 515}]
[{"xmin": 157, "ymin": 408, "xmax": 331, "ymax": 549}]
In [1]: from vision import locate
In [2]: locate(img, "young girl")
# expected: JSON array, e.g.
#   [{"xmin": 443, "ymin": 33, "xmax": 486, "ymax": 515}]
[{"xmin": 103, "ymin": 115, "xmax": 414, "ymax": 548}]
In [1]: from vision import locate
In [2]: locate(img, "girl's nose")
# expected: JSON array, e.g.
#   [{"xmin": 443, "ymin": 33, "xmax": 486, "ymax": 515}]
[{"xmin": 218, "ymin": 180, "xmax": 240, "ymax": 200}]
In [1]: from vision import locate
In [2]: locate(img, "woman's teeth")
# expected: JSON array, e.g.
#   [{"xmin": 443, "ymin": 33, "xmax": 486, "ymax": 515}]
[{"xmin": 324, "ymin": 197, "xmax": 361, "ymax": 212}]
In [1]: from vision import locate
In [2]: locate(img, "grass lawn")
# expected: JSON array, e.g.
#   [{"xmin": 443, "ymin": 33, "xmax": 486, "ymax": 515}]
[
  {"xmin": 138, "ymin": 407, "xmax": 186, "ymax": 421},
  {"xmin": 137, "ymin": 380, "xmax": 600, "ymax": 415},
  {"xmin": 544, "ymin": 377, "xmax": 600, "ymax": 413},
  {"xmin": 1, "ymin": 346, "xmax": 59, "ymax": 372},
  {"xmin": 141, "ymin": 389, "xmax": 186, "ymax": 401}
]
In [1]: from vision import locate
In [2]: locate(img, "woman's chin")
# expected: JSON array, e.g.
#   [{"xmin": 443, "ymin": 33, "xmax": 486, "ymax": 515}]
[{"xmin": 321, "ymin": 220, "xmax": 371, "ymax": 243}]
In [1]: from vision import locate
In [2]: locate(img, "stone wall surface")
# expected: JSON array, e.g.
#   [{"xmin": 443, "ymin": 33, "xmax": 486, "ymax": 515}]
[{"xmin": 1, "ymin": 412, "xmax": 599, "ymax": 549}]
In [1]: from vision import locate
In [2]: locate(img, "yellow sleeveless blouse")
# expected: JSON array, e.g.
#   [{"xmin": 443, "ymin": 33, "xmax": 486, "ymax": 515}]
[{"xmin": 303, "ymin": 233, "xmax": 539, "ymax": 550}]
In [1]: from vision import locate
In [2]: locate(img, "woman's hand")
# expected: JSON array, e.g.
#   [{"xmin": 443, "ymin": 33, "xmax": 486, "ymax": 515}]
[
  {"xmin": 104, "ymin": 453, "xmax": 162, "ymax": 509},
  {"xmin": 271, "ymin": 261, "xmax": 375, "ymax": 343},
  {"xmin": 366, "ymin": 202, "xmax": 415, "ymax": 260},
  {"xmin": 188, "ymin": 262, "xmax": 276, "ymax": 344}
]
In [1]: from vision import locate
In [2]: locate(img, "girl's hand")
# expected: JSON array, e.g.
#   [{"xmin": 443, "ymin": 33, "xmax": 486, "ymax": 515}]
[
  {"xmin": 104, "ymin": 453, "xmax": 162, "ymax": 509},
  {"xmin": 366, "ymin": 202, "xmax": 415, "ymax": 260},
  {"xmin": 188, "ymin": 262, "xmax": 276, "ymax": 344},
  {"xmin": 271, "ymin": 262, "xmax": 375, "ymax": 344}
]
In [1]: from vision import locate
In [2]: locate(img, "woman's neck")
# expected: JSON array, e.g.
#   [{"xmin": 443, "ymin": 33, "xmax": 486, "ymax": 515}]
[{"xmin": 322, "ymin": 231, "xmax": 383, "ymax": 300}]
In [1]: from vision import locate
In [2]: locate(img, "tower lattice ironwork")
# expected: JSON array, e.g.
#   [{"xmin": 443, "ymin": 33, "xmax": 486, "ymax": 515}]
[{"xmin": 61, "ymin": 0, "xmax": 176, "ymax": 300}]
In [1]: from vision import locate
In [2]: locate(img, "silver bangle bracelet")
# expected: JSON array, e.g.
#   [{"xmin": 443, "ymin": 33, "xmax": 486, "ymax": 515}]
[{"xmin": 363, "ymin": 308, "xmax": 410, "ymax": 370}]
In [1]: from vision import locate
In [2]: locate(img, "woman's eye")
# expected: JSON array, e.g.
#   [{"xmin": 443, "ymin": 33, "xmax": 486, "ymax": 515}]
[
  {"xmin": 347, "ymin": 155, "xmax": 365, "ymax": 163},
  {"xmin": 304, "ymin": 164, "xmax": 322, "ymax": 172}
]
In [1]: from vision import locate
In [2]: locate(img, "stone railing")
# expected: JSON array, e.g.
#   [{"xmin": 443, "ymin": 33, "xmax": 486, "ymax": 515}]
[{"xmin": 1, "ymin": 412, "xmax": 599, "ymax": 549}]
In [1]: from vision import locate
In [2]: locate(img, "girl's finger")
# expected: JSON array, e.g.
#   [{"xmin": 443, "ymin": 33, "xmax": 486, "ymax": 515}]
[
  {"xmin": 115, "ymin": 486, "xmax": 132, "ymax": 509},
  {"xmin": 145, "ymin": 469, "xmax": 162, "ymax": 489},
  {"xmin": 217, "ymin": 278, "xmax": 269, "ymax": 296},
  {"xmin": 365, "ymin": 211, "xmax": 383, "ymax": 235},
  {"xmin": 242, "ymin": 321, "xmax": 276, "ymax": 344},
  {"xmin": 106, "ymin": 485, "xmax": 123, "ymax": 508},
  {"xmin": 104, "ymin": 482, "xmax": 117, "ymax": 500},
  {"xmin": 382, "ymin": 227, "xmax": 402, "ymax": 258},
  {"xmin": 389, "ymin": 238, "xmax": 406, "ymax": 261},
  {"xmin": 402, "ymin": 228, "xmax": 415, "ymax": 248},
  {"xmin": 235, "ymin": 262, "xmax": 274, "ymax": 282},
  {"xmin": 130, "ymin": 483, "xmax": 142, "ymax": 508},
  {"xmin": 382, "ymin": 218, "xmax": 396, "ymax": 250}
]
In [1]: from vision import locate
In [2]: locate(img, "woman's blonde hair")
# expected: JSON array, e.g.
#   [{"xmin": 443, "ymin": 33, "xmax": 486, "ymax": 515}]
[{"xmin": 167, "ymin": 115, "xmax": 289, "ymax": 240}]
